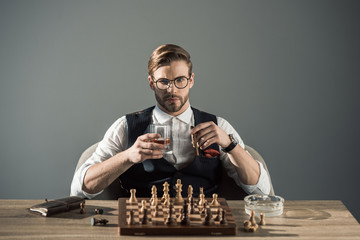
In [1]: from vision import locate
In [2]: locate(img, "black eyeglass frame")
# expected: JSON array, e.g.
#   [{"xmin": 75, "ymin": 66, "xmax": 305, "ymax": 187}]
[{"xmin": 151, "ymin": 75, "xmax": 191, "ymax": 90}]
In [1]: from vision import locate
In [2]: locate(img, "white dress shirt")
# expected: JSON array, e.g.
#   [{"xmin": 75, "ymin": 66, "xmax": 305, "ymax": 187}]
[{"xmin": 70, "ymin": 105, "xmax": 271, "ymax": 199}]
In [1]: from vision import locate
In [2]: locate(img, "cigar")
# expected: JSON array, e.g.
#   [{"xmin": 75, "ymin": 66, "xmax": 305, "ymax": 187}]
[{"xmin": 190, "ymin": 126, "xmax": 199, "ymax": 156}]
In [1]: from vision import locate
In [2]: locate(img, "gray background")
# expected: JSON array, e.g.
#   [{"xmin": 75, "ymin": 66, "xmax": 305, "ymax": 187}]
[{"xmin": 1, "ymin": 0, "xmax": 359, "ymax": 222}]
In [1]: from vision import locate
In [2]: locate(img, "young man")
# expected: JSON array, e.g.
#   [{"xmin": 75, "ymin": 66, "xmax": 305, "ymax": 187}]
[{"xmin": 71, "ymin": 44, "xmax": 270, "ymax": 199}]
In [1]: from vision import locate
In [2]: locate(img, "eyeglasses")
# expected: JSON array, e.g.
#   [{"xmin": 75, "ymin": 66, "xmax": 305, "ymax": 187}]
[{"xmin": 152, "ymin": 76, "xmax": 190, "ymax": 90}]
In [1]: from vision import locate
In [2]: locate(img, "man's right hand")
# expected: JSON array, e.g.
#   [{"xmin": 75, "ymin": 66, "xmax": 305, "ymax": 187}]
[{"xmin": 125, "ymin": 133, "xmax": 165, "ymax": 164}]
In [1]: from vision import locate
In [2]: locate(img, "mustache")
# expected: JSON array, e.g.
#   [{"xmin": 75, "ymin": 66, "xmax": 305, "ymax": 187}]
[{"xmin": 164, "ymin": 94, "xmax": 181, "ymax": 99}]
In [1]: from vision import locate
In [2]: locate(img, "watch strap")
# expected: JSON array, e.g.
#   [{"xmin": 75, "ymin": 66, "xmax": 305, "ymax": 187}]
[{"xmin": 222, "ymin": 134, "xmax": 237, "ymax": 153}]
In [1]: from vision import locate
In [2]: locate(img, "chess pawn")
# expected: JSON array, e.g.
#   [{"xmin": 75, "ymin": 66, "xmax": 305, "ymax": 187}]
[
  {"xmin": 127, "ymin": 210, "xmax": 135, "ymax": 225},
  {"xmin": 203, "ymin": 207, "xmax": 214, "ymax": 226},
  {"xmin": 206, "ymin": 205, "xmax": 212, "ymax": 219},
  {"xmin": 141, "ymin": 208, "xmax": 149, "ymax": 225},
  {"xmin": 214, "ymin": 208, "xmax": 221, "ymax": 221},
  {"xmin": 198, "ymin": 193, "xmax": 205, "ymax": 207},
  {"xmin": 210, "ymin": 193, "xmax": 220, "ymax": 206},
  {"xmin": 140, "ymin": 200, "xmax": 147, "ymax": 213},
  {"xmin": 180, "ymin": 202, "xmax": 190, "ymax": 226},
  {"xmin": 129, "ymin": 189, "xmax": 138, "ymax": 203},
  {"xmin": 259, "ymin": 213, "xmax": 266, "ymax": 225}
]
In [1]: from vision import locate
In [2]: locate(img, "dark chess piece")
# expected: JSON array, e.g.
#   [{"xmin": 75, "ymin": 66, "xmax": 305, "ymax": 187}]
[
  {"xmin": 165, "ymin": 203, "xmax": 177, "ymax": 225},
  {"xmin": 127, "ymin": 210, "xmax": 135, "ymax": 225},
  {"xmin": 220, "ymin": 209, "xmax": 228, "ymax": 225},
  {"xmin": 188, "ymin": 196, "xmax": 196, "ymax": 214},
  {"xmin": 141, "ymin": 208, "xmax": 149, "ymax": 224},
  {"xmin": 95, "ymin": 208, "xmax": 103, "ymax": 214},
  {"xmin": 79, "ymin": 202, "xmax": 85, "ymax": 214},
  {"xmin": 203, "ymin": 207, "xmax": 214, "ymax": 226},
  {"xmin": 91, "ymin": 217, "xmax": 108, "ymax": 226},
  {"xmin": 180, "ymin": 200, "xmax": 190, "ymax": 226},
  {"xmin": 214, "ymin": 208, "xmax": 221, "ymax": 221},
  {"xmin": 201, "ymin": 201, "xmax": 209, "ymax": 216}
]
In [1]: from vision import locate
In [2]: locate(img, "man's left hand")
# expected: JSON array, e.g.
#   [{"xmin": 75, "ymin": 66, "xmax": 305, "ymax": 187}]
[{"xmin": 190, "ymin": 121, "xmax": 232, "ymax": 150}]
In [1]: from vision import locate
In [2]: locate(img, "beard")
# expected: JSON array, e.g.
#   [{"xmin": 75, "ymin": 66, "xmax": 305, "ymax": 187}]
[{"xmin": 155, "ymin": 91, "xmax": 189, "ymax": 114}]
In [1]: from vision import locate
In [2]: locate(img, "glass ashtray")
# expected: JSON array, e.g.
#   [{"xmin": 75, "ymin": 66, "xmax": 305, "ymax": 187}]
[{"xmin": 244, "ymin": 194, "xmax": 284, "ymax": 217}]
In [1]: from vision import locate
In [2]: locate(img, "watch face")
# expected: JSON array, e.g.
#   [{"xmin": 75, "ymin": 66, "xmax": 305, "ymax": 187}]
[{"xmin": 229, "ymin": 134, "xmax": 237, "ymax": 143}]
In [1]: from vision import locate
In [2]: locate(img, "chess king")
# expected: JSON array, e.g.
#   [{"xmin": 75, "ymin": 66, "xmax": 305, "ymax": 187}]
[{"xmin": 70, "ymin": 44, "xmax": 271, "ymax": 199}]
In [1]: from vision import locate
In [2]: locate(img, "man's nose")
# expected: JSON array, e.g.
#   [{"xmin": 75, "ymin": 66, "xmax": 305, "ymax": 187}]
[{"xmin": 167, "ymin": 81, "xmax": 177, "ymax": 93}]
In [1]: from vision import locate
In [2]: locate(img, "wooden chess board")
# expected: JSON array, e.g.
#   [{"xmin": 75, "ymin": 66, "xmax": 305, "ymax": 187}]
[{"xmin": 118, "ymin": 197, "xmax": 237, "ymax": 236}]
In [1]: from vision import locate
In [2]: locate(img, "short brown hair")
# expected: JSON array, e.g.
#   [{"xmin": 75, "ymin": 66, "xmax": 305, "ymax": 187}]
[{"xmin": 148, "ymin": 44, "xmax": 192, "ymax": 77}]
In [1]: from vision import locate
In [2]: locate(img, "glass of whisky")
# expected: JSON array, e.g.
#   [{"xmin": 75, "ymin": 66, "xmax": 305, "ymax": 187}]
[{"xmin": 149, "ymin": 124, "xmax": 172, "ymax": 153}]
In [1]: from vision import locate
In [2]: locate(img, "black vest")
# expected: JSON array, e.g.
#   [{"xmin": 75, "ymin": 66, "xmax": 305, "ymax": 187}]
[{"xmin": 119, "ymin": 106, "xmax": 222, "ymax": 198}]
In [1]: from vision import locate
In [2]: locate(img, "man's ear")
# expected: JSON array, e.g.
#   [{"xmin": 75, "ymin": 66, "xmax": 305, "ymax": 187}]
[
  {"xmin": 148, "ymin": 76, "xmax": 155, "ymax": 90},
  {"xmin": 189, "ymin": 73, "xmax": 195, "ymax": 89}
]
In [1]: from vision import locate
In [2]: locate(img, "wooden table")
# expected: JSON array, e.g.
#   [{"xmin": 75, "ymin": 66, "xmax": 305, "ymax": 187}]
[{"xmin": 0, "ymin": 199, "xmax": 359, "ymax": 239}]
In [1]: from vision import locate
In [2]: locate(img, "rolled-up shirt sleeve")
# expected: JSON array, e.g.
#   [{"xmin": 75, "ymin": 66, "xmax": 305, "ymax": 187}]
[
  {"xmin": 70, "ymin": 156, "xmax": 103, "ymax": 199},
  {"xmin": 70, "ymin": 116, "xmax": 128, "ymax": 199},
  {"xmin": 217, "ymin": 117, "xmax": 271, "ymax": 195}
]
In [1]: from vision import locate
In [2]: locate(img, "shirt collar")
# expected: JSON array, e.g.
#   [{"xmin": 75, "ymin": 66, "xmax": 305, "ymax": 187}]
[{"xmin": 154, "ymin": 104, "xmax": 193, "ymax": 124}]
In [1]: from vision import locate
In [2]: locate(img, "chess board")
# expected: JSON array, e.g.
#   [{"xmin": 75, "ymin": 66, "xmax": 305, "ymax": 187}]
[{"xmin": 118, "ymin": 197, "xmax": 237, "ymax": 236}]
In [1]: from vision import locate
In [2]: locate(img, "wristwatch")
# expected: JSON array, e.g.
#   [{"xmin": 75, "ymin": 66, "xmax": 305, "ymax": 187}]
[{"xmin": 222, "ymin": 134, "xmax": 238, "ymax": 153}]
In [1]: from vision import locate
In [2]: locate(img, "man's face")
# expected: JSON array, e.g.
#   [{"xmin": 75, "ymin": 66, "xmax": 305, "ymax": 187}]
[{"xmin": 148, "ymin": 60, "xmax": 194, "ymax": 116}]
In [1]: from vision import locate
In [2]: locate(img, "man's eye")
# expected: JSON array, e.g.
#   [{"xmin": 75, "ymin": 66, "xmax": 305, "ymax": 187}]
[
  {"xmin": 175, "ymin": 78, "xmax": 186, "ymax": 83},
  {"xmin": 159, "ymin": 79, "xmax": 170, "ymax": 85}
]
